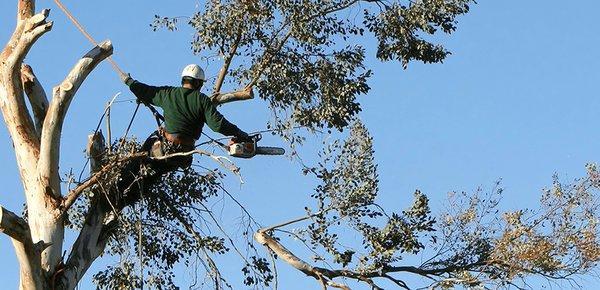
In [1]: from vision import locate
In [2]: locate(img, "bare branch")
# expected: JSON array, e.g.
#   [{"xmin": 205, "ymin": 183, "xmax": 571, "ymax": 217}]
[
  {"xmin": 20, "ymin": 64, "xmax": 48, "ymax": 136},
  {"xmin": 255, "ymin": 229, "xmax": 323, "ymax": 280},
  {"xmin": 262, "ymin": 210, "xmax": 329, "ymax": 232},
  {"xmin": 7, "ymin": 9, "xmax": 53, "ymax": 69},
  {"xmin": 0, "ymin": 205, "xmax": 44, "ymax": 289},
  {"xmin": 0, "ymin": 205, "xmax": 30, "ymax": 242},
  {"xmin": 213, "ymin": 30, "xmax": 242, "ymax": 94},
  {"xmin": 211, "ymin": 88, "xmax": 254, "ymax": 105},
  {"xmin": 156, "ymin": 190, "xmax": 225, "ymax": 289},
  {"xmin": 0, "ymin": 10, "xmax": 53, "ymax": 175},
  {"xmin": 61, "ymin": 152, "xmax": 147, "ymax": 215},
  {"xmin": 38, "ymin": 40, "xmax": 113, "ymax": 200}
]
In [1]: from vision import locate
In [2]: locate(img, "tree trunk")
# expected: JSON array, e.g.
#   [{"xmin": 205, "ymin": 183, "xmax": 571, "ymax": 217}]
[{"xmin": 0, "ymin": 1, "xmax": 114, "ymax": 288}]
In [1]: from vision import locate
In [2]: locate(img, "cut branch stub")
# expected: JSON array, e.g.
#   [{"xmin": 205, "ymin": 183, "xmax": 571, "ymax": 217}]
[
  {"xmin": 0, "ymin": 205, "xmax": 30, "ymax": 243},
  {"xmin": 8, "ymin": 9, "xmax": 53, "ymax": 68}
]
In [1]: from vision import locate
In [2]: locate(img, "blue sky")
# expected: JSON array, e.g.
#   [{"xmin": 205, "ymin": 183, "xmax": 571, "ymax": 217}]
[{"xmin": 1, "ymin": 0, "xmax": 599, "ymax": 289}]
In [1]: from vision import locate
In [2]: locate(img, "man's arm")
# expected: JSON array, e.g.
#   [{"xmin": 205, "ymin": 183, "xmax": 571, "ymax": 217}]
[
  {"xmin": 119, "ymin": 72, "xmax": 170, "ymax": 106},
  {"xmin": 202, "ymin": 97, "xmax": 250, "ymax": 140}
]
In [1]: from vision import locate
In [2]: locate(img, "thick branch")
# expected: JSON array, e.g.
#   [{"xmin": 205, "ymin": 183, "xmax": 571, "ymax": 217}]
[
  {"xmin": 20, "ymin": 64, "xmax": 48, "ymax": 135},
  {"xmin": 255, "ymin": 229, "xmax": 390, "ymax": 289},
  {"xmin": 211, "ymin": 88, "xmax": 254, "ymax": 105},
  {"xmin": 0, "ymin": 205, "xmax": 29, "ymax": 242},
  {"xmin": 59, "ymin": 201, "xmax": 112, "ymax": 290},
  {"xmin": 0, "ymin": 10, "xmax": 53, "ymax": 179},
  {"xmin": 255, "ymin": 229, "xmax": 327, "ymax": 280},
  {"xmin": 7, "ymin": 9, "xmax": 53, "ymax": 70},
  {"xmin": 0, "ymin": 205, "xmax": 44, "ymax": 290},
  {"xmin": 38, "ymin": 40, "xmax": 113, "ymax": 200}
]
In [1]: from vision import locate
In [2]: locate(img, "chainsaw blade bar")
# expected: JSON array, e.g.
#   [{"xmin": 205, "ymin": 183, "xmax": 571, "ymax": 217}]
[{"xmin": 255, "ymin": 147, "xmax": 285, "ymax": 155}]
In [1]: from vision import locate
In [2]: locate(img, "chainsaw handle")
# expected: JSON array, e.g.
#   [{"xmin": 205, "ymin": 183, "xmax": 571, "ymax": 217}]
[{"xmin": 251, "ymin": 133, "xmax": 262, "ymax": 142}]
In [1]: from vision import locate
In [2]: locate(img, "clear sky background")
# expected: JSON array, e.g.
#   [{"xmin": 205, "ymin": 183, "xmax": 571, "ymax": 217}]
[{"xmin": 1, "ymin": 0, "xmax": 599, "ymax": 289}]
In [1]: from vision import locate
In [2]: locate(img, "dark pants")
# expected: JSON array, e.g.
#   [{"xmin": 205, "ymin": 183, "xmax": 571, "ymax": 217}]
[{"xmin": 142, "ymin": 131, "xmax": 194, "ymax": 174}]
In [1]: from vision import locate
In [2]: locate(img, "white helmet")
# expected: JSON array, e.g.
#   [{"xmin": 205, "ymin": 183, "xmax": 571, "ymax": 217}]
[{"xmin": 181, "ymin": 64, "xmax": 205, "ymax": 81}]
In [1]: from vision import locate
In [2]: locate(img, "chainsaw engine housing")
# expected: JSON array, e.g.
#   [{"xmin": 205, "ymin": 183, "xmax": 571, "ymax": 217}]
[{"xmin": 228, "ymin": 142, "xmax": 256, "ymax": 158}]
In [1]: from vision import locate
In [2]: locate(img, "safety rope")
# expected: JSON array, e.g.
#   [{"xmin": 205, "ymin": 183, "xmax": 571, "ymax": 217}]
[
  {"xmin": 53, "ymin": 0, "xmax": 125, "ymax": 76},
  {"xmin": 53, "ymin": 0, "xmax": 166, "ymax": 137},
  {"xmin": 122, "ymin": 103, "xmax": 140, "ymax": 141}
]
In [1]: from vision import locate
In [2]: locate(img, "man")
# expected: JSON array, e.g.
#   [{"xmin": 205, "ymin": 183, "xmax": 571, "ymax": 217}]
[{"xmin": 120, "ymin": 64, "xmax": 251, "ymax": 172}]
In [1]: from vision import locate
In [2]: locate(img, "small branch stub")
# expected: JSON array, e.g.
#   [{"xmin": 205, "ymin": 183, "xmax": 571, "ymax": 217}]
[
  {"xmin": 0, "ymin": 205, "xmax": 30, "ymax": 242},
  {"xmin": 60, "ymin": 81, "xmax": 73, "ymax": 91}
]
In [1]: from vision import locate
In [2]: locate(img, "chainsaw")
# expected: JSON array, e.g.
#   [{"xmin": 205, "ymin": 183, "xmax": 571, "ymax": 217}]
[{"xmin": 228, "ymin": 134, "xmax": 285, "ymax": 158}]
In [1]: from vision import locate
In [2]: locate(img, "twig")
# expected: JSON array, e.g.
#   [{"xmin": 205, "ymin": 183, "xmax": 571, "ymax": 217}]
[
  {"xmin": 150, "ymin": 149, "xmax": 241, "ymax": 180},
  {"xmin": 61, "ymin": 152, "xmax": 148, "ymax": 214}
]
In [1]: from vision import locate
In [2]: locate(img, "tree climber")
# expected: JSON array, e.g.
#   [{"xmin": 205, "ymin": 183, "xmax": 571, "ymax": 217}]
[{"xmin": 119, "ymin": 64, "xmax": 251, "ymax": 173}]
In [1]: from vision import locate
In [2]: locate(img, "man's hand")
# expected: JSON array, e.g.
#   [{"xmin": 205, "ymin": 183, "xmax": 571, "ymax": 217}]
[
  {"xmin": 119, "ymin": 71, "xmax": 132, "ymax": 85},
  {"xmin": 230, "ymin": 131, "xmax": 252, "ymax": 144}
]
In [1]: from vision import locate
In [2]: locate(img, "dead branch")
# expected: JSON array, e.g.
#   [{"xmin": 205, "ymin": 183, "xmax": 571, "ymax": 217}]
[
  {"xmin": 61, "ymin": 152, "xmax": 148, "ymax": 215},
  {"xmin": 20, "ymin": 64, "xmax": 48, "ymax": 136},
  {"xmin": 59, "ymin": 201, "xmax": 111, "ymax": 290}
]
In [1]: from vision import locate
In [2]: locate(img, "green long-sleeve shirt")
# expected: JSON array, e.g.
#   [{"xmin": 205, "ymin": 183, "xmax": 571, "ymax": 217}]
[{"xmin": 128, "ymin": 80, "xmax": 244, "ymax": 140}]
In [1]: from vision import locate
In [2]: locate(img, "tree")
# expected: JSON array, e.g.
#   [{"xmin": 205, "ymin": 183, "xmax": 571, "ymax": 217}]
[{"xmin": 1, "ymin": 0, "xmax": 599, "ymax": 290}]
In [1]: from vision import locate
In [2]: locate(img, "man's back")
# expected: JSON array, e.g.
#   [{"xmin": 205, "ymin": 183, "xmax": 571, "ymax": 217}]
[{"xmin": 128, "ymin": 81, "xmax": 242, "ymax": 140}]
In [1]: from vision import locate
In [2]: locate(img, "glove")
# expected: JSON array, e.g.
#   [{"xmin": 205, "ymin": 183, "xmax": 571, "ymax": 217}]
[
  {"xmin": 119, "ymin": 71, "xmax": 133, "ymax": 86},
  {"xmin": 230, "ymin": 131, "xmax": 252, "ymax": 143}
]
